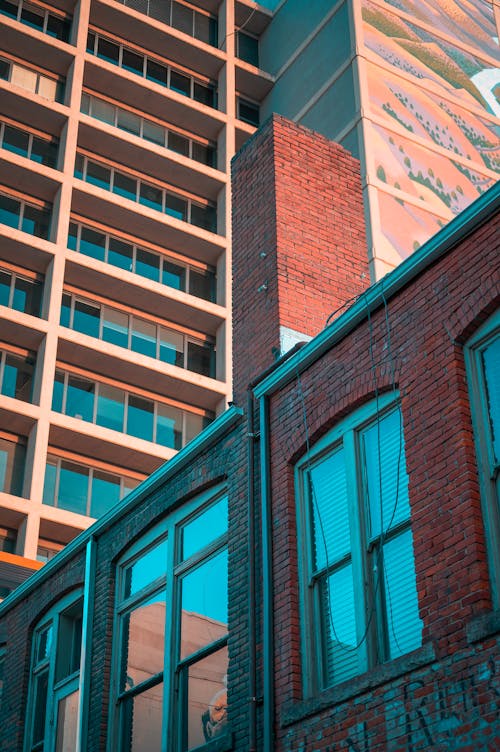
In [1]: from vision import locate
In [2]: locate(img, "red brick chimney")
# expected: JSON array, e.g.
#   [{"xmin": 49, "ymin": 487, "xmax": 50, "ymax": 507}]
[{"xmin": 231, "ymin": 114, "xmax": 369, "ymax": 403}]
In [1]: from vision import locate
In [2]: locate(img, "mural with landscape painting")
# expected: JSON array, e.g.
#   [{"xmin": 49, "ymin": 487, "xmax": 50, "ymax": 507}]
[{"xmin": 361, "ymin": 0, "xmax": 499, "ymax": 261}]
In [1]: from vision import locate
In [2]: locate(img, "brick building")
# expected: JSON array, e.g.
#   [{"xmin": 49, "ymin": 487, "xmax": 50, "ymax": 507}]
[{"xmin": 0, "ymin": 116, "xmax": 498, "ymax": 751}]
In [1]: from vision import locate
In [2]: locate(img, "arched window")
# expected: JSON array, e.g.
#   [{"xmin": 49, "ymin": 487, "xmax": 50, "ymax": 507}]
[
  {"xmin": 25, "ymin": 590, "xmax": 83, "ymax": 752},
  {"xmin": 295, "ymin": 395, "xmax": 422, "ymax": 693}
]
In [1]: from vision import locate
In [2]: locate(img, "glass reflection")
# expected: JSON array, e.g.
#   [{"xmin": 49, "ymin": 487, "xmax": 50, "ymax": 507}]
[{"xmin": 120, "ymin": 593, "xmax": 166, "ymax": 690}]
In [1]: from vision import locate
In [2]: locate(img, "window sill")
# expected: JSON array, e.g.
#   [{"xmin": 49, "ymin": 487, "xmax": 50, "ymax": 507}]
[
  {"xmin": 466, "ymin": 609, "xmax": 500, "ymax": 644},
  {"xmin": 281, "ymin": 643, "xmax": 435, "ymax": 727}
]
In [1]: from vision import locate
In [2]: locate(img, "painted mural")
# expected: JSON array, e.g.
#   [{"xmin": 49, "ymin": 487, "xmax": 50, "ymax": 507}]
[{"xmin": 361, "ymin": 0, "xmax": 499, "ymax": 263}]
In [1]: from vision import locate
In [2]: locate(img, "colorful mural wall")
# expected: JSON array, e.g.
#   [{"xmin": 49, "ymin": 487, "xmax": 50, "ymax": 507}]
[{"xmin": 360, "ymin": 0, "xmax": 499, "ymax": 266}]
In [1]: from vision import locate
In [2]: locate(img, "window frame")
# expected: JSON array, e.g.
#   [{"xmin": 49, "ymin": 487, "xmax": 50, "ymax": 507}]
[
  {"xmin": 295, "ymin": 394, "xmax": 422, "ymax": 696},
  {"xmin": 465, "ymin": 309, "xmax": 500, "ymax": 607}
]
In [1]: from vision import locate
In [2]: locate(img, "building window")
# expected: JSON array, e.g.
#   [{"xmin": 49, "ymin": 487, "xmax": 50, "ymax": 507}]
[
  {"xmin": 25, "ymin": 591, "xmax": 83, "ymax": 752},
  {"xmin": 236, "ymin": 96, "xmax": 259, "ymax": 126},
  {"xmin": 0, "ymin": 345, "xmax": 35, "ymax": 402},
  {"xmin": 112, "ymin": 490, "xmax": 229, "ymax": 751},
  {"xmin": 0, "ymin": 55, "xmax": 65, "ymax": 102},
  {"xmin": 0, "ymin": 265, "xmax": 43, "ymax": 316},
  {"xmin": 0, "ymin": 191, "xmax": 51, "ymax": 240},
  {"xmin": 0, "ymin": 433, "xmax": 26, "ymax": 496},
  {"xmin": 465, "ymin": 310, "xmax": 500, "ymax": 606},
  {"xmin": 236, "ymin": 31, "xmax": 259, "ymax": 66},
  {"xmin": 0, "ymin": 0, "xmax": 71, "ymax": 41},
  {"xmin": 0, "ymin": 119, "xmax": 58, "ymax": 167},
  {"xmin": 296, "ymin": 397, "xmax": 422, "ymax": 692}
]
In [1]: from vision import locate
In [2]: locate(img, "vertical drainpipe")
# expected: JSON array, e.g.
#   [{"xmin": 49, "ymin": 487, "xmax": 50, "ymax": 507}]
[
  {"xmin": 247, "ymin": 389, "xmax": 258, "ymax": 752},
  {"xmin": 260, "ymin": 394, "xmax": 274, "ymax": 752},
  {"xmin": 76, "ymin": 535, "xmax": 96, "ymax": 752}
]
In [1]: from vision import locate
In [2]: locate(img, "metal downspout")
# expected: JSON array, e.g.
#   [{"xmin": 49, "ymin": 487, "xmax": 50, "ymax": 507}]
[
  {"xmin": 260, "ymin": 394, "xmax": 274, "ymax": 752},
  {"xmin": 247, "ymin": 389, "xmax": 258, "ymax": 752}
]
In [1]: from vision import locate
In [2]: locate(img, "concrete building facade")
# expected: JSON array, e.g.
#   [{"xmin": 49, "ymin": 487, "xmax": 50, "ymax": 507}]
[{"xmin": 0, "ymin": 116, "xmax": 498, "ymax": 752}]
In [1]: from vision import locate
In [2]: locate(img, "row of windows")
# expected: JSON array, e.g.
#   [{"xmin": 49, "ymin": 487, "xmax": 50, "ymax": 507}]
[
  {"xmin": 0, "ymin": 347, "xmax": 34, "ymax": 402},
  {"xmin": 0, "ymin": 191, "xmax": 51, "ymax": 240},
  {"xmin": 0, "ymin": 56, "xmax": 64, "ymax": 102},
  {"xmin": 116, "ymin": 0, "xmax": 218, "ymax": 47},
  {"xmin": 0, "ymin": 265, "xmax": 43, "ymax": 316},
  {"xmin": 81, "ymin": 92, "xmax": 217, "ymax": 168},
  {"xmin": 0, "ymin": 527, "xmax": 63, "ymax": 564},
  {"xmin": 60, "ymin": 292, "xmax": 216, "ymax": 379},
  {"xmin": 52, "ymin": 368, "xmax": 212, "ymax": 450},
  {"xmin": 42, "ymin": 454, "xmax": 139, "ymax": 519},
  {"xmin": 0, "ymin": 0, "xmax": 71, "ymax": 42},
  {"xmin": 87, "ymin": 31, "xmax": 217, "ymax": 109},
  {"xmin": 68, "ymin": 220, "xmax": 216, "ymax": 303},
  {"xmin": 74, "ymin": 153, "xmax": 217, "ymax": 234},
  {"xmin": 0, "ymin": 119, "xmax": 58, "ymax": 168}
]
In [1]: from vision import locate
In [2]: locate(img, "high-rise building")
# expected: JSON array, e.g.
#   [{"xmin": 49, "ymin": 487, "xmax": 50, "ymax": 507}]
[{"xmin": 0, "ymin": 0, "xmax": 498, "ymax": 598}]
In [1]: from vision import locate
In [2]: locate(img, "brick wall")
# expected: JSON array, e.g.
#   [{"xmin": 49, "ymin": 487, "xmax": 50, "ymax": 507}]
[{"xmin": 231, "ymin": 114, "xmax": 369, "ymax": 404}]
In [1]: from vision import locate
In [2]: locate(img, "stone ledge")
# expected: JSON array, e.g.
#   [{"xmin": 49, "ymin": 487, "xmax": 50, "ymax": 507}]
[{"xmin": 466, "ymin": 608, "xmax": 500, "ymax": 644}]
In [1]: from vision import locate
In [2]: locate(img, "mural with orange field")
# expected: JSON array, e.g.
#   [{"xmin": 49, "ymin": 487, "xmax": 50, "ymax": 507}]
[{"xmin": 361, "ymin": 0, "xmax": 499, "ymax": 263}]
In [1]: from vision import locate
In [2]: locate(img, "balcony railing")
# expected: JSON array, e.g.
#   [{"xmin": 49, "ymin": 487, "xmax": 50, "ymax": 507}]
[{"xmin": 115, "ymin": 0, "xmax": 217, "ymax": 47}]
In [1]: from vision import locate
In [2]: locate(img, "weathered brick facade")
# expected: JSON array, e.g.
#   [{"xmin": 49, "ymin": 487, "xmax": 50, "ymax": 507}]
[{"xmin": 0, "ymin": 117, "xmax": 498, "ymax": 751}]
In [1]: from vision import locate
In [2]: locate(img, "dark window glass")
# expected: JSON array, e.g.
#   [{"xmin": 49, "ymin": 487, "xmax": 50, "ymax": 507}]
[
  {"xmin": 191, "ymin": 203, "xmax": 216, "ymax": 233},
  {"xmin": 172, "ymin": 2, "xmax": 192, "ymax": 35},
  {"xmin": 90, "ymin": 469, "xmax": 120, "ymax": 517},
  {"xmin": 169, "ymin": 70, "xmax": 190, "ymax": 97},
  {"xmin": 46, "ymin": 14, "xmax": 70, "ymax": 42},
  {"xmin": 121, "ymin": 48, "xmax": 144, "ymax": 75},
  {"xmin": 30, "ymin": 136, "xmax": 58, "ymax": 167},
  {"xmin": 139, "ymin": 183, "xmax": 163, "ymax": 212},
  {"xmin": 168, "ymin": 131, "xmax": 189, "ymax": 157},
  {"xmin": 80, "ymin": 226, "xmax": 106, "ymax": 261},
  {"xmin": 109, "ymin": 237, "xmax": 133, "ymax": 271},
  {"xmin": 52, "ymin": 371, "xmax": 65, "ymax": 412},
  {"xmin": 60, "ymin": 293, "xmax": 71, "ymax": 327},
  {"xmin": 31, "ymin": 671, "xmax": 49, "ymax": 746},
  {"xmin": 0, "ymin": 59, "xmax": 10, "ymax": 80},
  {"xmin": 237, "ymin": 31, "xmax": 259, "ymax": 66},
  {"xmin": 12, "ymin": 277, "xmax": 42, "ymax": 316},
  {"xmin": 113, "ymin": 172, "xmax": 137, "ymax": 202},
  {"xmin": 116, "ymin": 109, "xmax": 141, "ymax": 136},
  {"xmin": 238, "ymin": 98, "xmax": 259, "ymax": 126},
  {"xmin": 91, "ymin": 97, "xmax": 115, "ymax": 125},
  {"xmin": 146, "ymin": 59, "xmax": 167, "ymax": 87},
  {"xmin": 162, "ymin": 261, "xmax": 185, "ymax": 291},
  {"xmin": 136, "ymin": 248, "xmax": 160, "ymax": 282},
  {"xmin": 96, "ymin": 383, "xmax": 125, "ymax": 432},
  {"xmin": 97, "ymin": 37, "xmax": 120, "ymax": 64},
  {"xmin": 192, "ymin": 141, "xmax": 216, "ymax": 167},
  {"xmin": 190, "ymin": 269, "xmax": 215, "ymax": 302},
  {"xmin": 73, "ymin": 299, "xmax": 100, "ymax": 338},
  {"xmin": 195, "ymin": 14, "xmax": 217, "ymax": 46},
  {"xmin": 0, "ymin": 438, "xmax": 25, "ymax": 495},
  {"xmin": 74, "ymin": 153, "xmax": 84, "ymax": 180},
  {"xmin": 2, "ymin": 125, "xmax": 30, "ymax": 157},
  {"xmin": 86, "ymin": 160, "xmax": 111, "ymax": 190},
  {"xmin": 0, "ymin": 0, "xmax": 19, "ymax": 20},
  {"xmin": 165, "ymin": 194, "xmax": 187, "ymax": 222},
  {"xmin": 2, "ymin": 353, "xmax": 33, "ymax": 401},
  {"xmin": 187, "ymin": 341, "xmax": 214, "ymax": 377},
  {"xmin": 57, "ymin": 460, "xmax": 88, "ymax": 515},
  {"xmin": 22, "ymin": 204, "xmax": 50, "ymax": 239},
  {"xmin": 131, "ymin": 318, "xmax": 157, "ymax": 358},
  {"xmin": 193, "ymin": 81, "xmax": 215, "ymax": 107},
  {"xmin": 159, "ymin": 328, "xmax": 183, "ymax": 367},
  {"xmin": 86, "ymin": 32, "xmax": 95, "ymax": 53},
  {"xmin": 102, "ymin": 308, "xmax": 129, "ymax": 348},
  {"xmin": 127, "ymin": 395, "xmax": 154, "ymax": 442},
  {"xmin": 0, "ymin": 271, "xmax": 10, "ymax": 306},
  {"xmin": 0, "ymin": 193, "xmax": 20, "ymax": 229},
  {"xmin": 66, "ymin": 375, "xmax": 94, "ymax": 422},
  {"xmin": 143, "ymin": 119, "xmax": 165, "ymax": 146},
  {"xmin": 20, "ymin": 3, "xmax": 45, "ymax": 31}
]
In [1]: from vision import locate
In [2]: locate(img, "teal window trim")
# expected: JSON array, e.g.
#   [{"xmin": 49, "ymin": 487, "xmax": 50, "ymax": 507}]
[{"xmin": 465, "ymin": 309, "xmax": 500, "ymax": 607}]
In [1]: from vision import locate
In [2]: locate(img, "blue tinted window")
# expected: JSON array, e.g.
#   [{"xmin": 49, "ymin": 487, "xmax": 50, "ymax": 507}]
[
  {"xmin": 165, "ymin": 194, "xmax": 186, "ymax": 222},
  {"xmin": 90, "ymin": 470, "xmax": 121, "ymax": 517},
  {"xmin": 42, "ymin": 460, "xmax": 57, "ymax": 505},
  {"xmin": 113, "ymin": 172, "xmax": 137, "ymax": 202},
  {"xmin": 66, "ymin": 375, "xmax": 94, "ymax": 421},
  {"xmin": 102, "ymin": 308, "xmax": 129, "ymax": 348},
  {"xmin": 57, "ymin": 460, "xmax": 89, "ymax": 515},
  {"xmin": 67, "ymin": 223, "xmax": 78, "ymax": 251},
  {"xmin": 131, "ymin": 319, "xmax": 157, "ymax": 358},
  {"xmin": 0, "ymin": 271, "xmax": 11, "ymax": 306},
  {"xmin": 80, "ymin": 226, "xmax": 106, "ymax": 260},
  {"xmin": 136, "ymin": 249, "xmax": 160, "ymax": 282},
  {"xmin": 86, "ymin": 161, "xmax": 110, "ymax": 190},
  {"xmin": 73, "ymin": 300, "xmax": 100, "ymax": 338},
  {"xmin": 108, "ymin": 238, "xmax": 133, "ymax": 271},
  {"xmin": 52, "ymin": 372, "xmax": 65, "ymax": 412},
  {"xmin": 60, "ymin": 294, "xmax": 71, "ymax": 327},
  {"xmin": 162, "ymin": 261, "xmax": 185, "ymax": 291},
  {"xmin": 127, "ymin": 396, "xmax": 154, "ymax": 442},
  {"xmin": 96, "ymin": 383, "xmax": 125, "ymax": 432},
  {"xmin": 0, "ymin": 194, "xmax": 20, "ymax": 228},
  {"xmin": 2, "ymin": 125, "xmax": 30, "ymax": 157}
]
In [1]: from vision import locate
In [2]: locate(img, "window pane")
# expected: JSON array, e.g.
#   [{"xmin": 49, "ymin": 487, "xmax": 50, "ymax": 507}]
[
  {"xmin": 0, "ymin": 437, "xmax": 25, "ymax": 496},
  {"xmin": 46, "ymin": 14, "xmax": 70, "ymax": 42},
  {"xmin": 121, "ymin": 49, "xmax": 144, "ymax": 76},
  {"xmin": 185, "ymin": 412, "xmax": 208, "ymax": 443},
  {"xmin": 57, "ymin": 461, "xmax": 89, "ymax": 515},
  {"xmin": 109, "ymin": 237, "xmax": 133, "ymax": 271},
  {"xmin": 96, "ymin": 383, "xmax": 125, "ymax": 432},
  {"xmin": 0, "ymin": 0, "xmax": 19, "ymax": 21},
  {"xmin": 383, "ymin": 530, "xmax": 422, "ymax": 659},
  {"xmin": 123, "ymin": 537, "xmax": 168, "ymax": 599},
  {"xmin": 187, "ymin": 341, "xmax": 214, "ymax": 377},
  {"xmin": 2, "ymin": 125, "xmax": 30, "ymax": 157},
  {"xmin": 37, "ymin": 75, "xmax": 59, "ymax": 101},
  {"xmin": 321, "ymin": 565, "xmax": 359, "ymax": 686},
  {"xmin": 90, "ymin": 469, "xmax": 121, "ymax": 517},
  {"xmin": 162, "ymin": 261, "xmax": 185, "ymax": 291},
  {"xmin": 120, "ymin": 682, "xmax": 164, "ymax": 752},
  {"xmin": 180, "ymin": 549, "xmax": 228, "ymax": 659},
  {"xmin": 92, "ymin": 97, "xmax": 115, "ymax": 125},
  {"xmin": 11, "ymin": 64, "xmax": 37, "ymax": 92},
  {"xmin": 482, "ymin": 336, "xmax": 500, "ymax": 464},
  {"xmin": 2, "ymin": 353, "xmax": 33, "ymax": 401},
  {"xmin": 171, "ymin": 2, "xmax": 192, "ymax": 35},
  {"xmin": 73, "ymin": 299, "xmax": 100, "ymax": 338},
  {"xmin": 21, "ymin": 204, "xmax": 50, "ymax": 239},
  {"xmin": 0, "ymin": 270, "xmax": 11, "ymax": 305},
  {"xmin": 238, "ymin": 98, "xmax": 259, "ymax": 126},
  {"xmin": 237, "ymin": 31, "xmax": 259, "ymax": 66},
  {"xmin": 363, "ymin": 407, "xmax": 410, "ymax": 538},
  {"xmin": 31, "ymin": 670, "xmax": 49, "ymax": 746},
  {"xmin": 74, "ymin": 153, "xmax": 84, "ymax": 180},
  {"xmin": 192, "ymin": 141, "xmax": 216, "ymax": 167},
  {"xmin": 20, "ymin": 2, "xmax": 44, "ymax": 31},
  {"xmin": 189, "ymin": 269, "xmax": 215, "ymax": 302},
  {"xmin": 191, "ymin": 203, "xmax": 216, "ymax": 233},
  {"xmin": 120, "ymin": 593, "xmax": 166, "ymax": 690},
  {"xmin": 309, "ymin": 446, "xmax": 349, "ymax": 569},
  {"xmin": 139, "ymin": 183, "xmax": 163, "ymax": 212},
  {"xmin": 113, "ymin": 172, "xmax": 137, "ymax": 202},
  {"xmin": 60, "ymin": 293, "xmax": 71, "ymax": 328},
  {"xmin": 193, "ymin": 81, "xmax": 215, "ymax": 107},
  {"xmin": 143, "ymin": 119, "xmax": 165, "ymax": 146},
  {"xmin": 165, "ymin": 193, "xmax": 187, "ymax": 222},
  {"xmin": 0, "ymin": 193, "xmax": 20, "ymax": 228},
  {"xmin": 52, "ymin": 371, "xmax": 64, "ymax": 412},
  {"xmin": 136, "ymin": 248, "xmax": 160, "ymax": 282},
  {"xmin": 159, "ymin": 327, "xmax": 183, "ymax": 366},
  {"xmin": 66, "ymin": 375, "xmax": 94, "ymax": 421},
  {"xmin": 170, "ymin": 70, "xmax": 190, "ymax": 97},
  {"xmin": 42, "ymin": 458, "xmax": 57, "ymax": 505},
  {"xmin": 102, "ymin": 308, "xmax": 129, "ymax": 348},
  {"xmin": 168, "ymin": 131, "xmax": 189, "ymax": 157},
  {"xmin": 181, "ymin": 496, "xmax": 228, "ymax": 561},
  {"xmin": 86, "ymin": 160, "xmax": 111, "ymax": 190},
  {"xmin": 146, "ymin": 59, "xmax": 167, "ymax": 86},
  {"xmin": 55, "ymin": 689, "xmax": 79, "ymax": 752},
  {"xmin": 156, "ymin": 403, "xmax": 182, "ymax": 449},
  {"xmin": 0, "ymin": 59, "xmax": 10, "ymax": 80},
  {"xmin": 131, "ymin": 318, "xmax": 157, "ymax": 358},
  {"xmin": 97, "ymin": 37, "xmax": 120, "ymax": 64},
  {"xmin": 117, "ymin": 108, "xmax": 142, "ymax": 136},
  {"xmin": 80, "ymin": 226, "xmax": 106, "ymax": 261},
  {"xmin": 30, "ymin": 137, "xmax": 58, "ymax": 167},
  {"xmin": 195, "ymin": 14, "xmax": 217, "ymax": 46},
  {"xmin": 127, "ymin": 395, "xmax": 154, "ymax": 442},
  {"xmin": 186, "ymin": 646, "xmax": 228, "ymax": 749},
  {"xmin": 36, "ymin": 624, "xmax": 53, "ymax": 664}
]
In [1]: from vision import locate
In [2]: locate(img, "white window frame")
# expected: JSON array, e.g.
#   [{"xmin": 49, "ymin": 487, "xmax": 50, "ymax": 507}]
[
  {"xmin": 465, "ymin": 309, "xmax": 500, "ymax": 607},
  {"xmin": 295, "ymin": 394, "xmax": 422, "ymax": 695}
]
